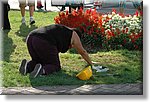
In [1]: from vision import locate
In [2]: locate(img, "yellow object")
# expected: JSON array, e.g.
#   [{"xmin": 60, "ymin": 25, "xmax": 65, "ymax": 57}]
[{"xmin": 76, "ymin": 66, "xmax": 92, "ymax": 80}]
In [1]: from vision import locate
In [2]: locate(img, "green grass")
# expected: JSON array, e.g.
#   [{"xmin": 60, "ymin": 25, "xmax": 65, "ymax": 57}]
[{"xmin": 2, "ymin": 10, "xmax": 143, "ymax": 87}]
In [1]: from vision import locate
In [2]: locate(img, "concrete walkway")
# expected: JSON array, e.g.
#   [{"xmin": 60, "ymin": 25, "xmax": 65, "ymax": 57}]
[{"xmin": 1, "ymin": 83, "xmax": 142, "ymax": 95}]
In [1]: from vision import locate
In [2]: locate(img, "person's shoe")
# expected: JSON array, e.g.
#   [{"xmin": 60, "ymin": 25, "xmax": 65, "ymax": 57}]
[
  {"xmin": 3, "ymin": 27, "xmax": 11, "ymax": 30},
  {"xmin": 30, "ymin": 64, "xmax": 43, "ymax": 78},
  {"xmin": 37, "ymin": 5, "xmax": 44, "ymax": 9},
  {"xmin": 21, "ymin": 18, "xmax": 26, "ymax": 24},
  {"xmin": 30, "ymin": 18, "xmax": 35, "ymax": 25},
  {"xmin": 19, "ymin": 59, "xmax": 28, "ymax": 75}
]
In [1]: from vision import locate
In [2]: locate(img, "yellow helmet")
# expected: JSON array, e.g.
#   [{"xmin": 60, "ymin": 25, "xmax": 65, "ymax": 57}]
[{"xmin": 76, "ymin": 66, "xmax": 92, "ymax": 80}]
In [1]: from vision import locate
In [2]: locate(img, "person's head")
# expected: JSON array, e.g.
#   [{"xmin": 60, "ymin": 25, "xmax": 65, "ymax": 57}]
[{"xmin": 72, "ymin": 28, "xmax": 82, "ymax": 39}]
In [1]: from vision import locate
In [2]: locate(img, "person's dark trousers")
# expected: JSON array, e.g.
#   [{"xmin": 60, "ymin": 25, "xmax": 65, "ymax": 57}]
[
  {"xmin": 2, "ymin": 2, "xmax": 11, "ymax": 30},
  {"xmin": 26, "ymin": 36, "xmax": 61, "ymax": 75}
]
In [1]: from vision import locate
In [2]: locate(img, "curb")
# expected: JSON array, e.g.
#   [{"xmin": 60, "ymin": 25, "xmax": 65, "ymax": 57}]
[{"xmin": 1, "ymin": 83, "xmax": 143, "ymax": 95}]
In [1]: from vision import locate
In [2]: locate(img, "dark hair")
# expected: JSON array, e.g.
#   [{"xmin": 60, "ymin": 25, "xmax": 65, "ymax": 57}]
[{"xmin": 73, "ymin": 28, "xmax": 82, "ymax": 38}]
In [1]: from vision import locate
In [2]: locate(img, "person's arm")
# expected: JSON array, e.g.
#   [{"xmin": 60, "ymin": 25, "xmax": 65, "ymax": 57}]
[{"xmin": 71, "ymin": 31, "xmax": 92, "ymax": 65}]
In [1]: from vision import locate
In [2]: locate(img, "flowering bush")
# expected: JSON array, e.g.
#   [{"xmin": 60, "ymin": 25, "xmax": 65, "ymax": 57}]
[
  {"xmin": 54, "ymin": 8, "xmax": 143, "ymax": 50},
  {"xmin": 102, "ymin": 9, "xmax": 143, "ymax": 50}
]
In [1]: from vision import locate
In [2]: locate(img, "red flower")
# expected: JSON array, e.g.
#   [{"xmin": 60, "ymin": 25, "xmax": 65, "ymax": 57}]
[
  {"xmin": 59, "ymin": 12, "xmax": 65, "ymax": 17},
  {"xmin": 54, "ymin": 8, "xmax": 142, "ymax": 50},
  {"xmin": 122, "ymin": 29, "xmax": 125, "ymax": 33},
  {"xmin": 66, "ymin": 10, "xmax": 69, "ymax": 15},
  {"xmin": 101, "ymin": 27, "xmax": 105, "ymax": 34},
  {"xmin": 112, "ymin": 8, "xmax": 116, "ymax": 13},
  {"xmin": 140, "ymin": 11, "xmax": 143, "ymax": 16},
  {"xmin": 123, "ymin": 39, "xmax": 127, "ymax": 44},
  {"xmin": 126, "ymin": 28, "xmax": 128, "ymax": 33},
  {"xmin": 135, "ymin": 10, "xmax": 139, "ymax": 16}
]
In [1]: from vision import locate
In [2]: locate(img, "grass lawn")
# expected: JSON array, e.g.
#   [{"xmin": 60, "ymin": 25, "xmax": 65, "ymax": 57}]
[{"xmin": 1, "ymin": 10, "xmax": 143, "ymax": 87}]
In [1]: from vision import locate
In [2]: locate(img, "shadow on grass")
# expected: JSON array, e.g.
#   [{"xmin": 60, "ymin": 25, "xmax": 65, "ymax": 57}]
[
  {"xmin": 28, "ymin": 70, "xmax": 88, "ymax": 91},
  {"xmin": 15, "ymin": 23, "xmax": 38, "ymax": 42},
  {"xmin": 29, "ymin": 70, "xmax": 85, "ymax": 87},
  {"xmin": 28, "ymin": 68, "xmax": 136, "ymax": 90},
  {"xmin": 28, "ymin": 68, "xmax": 126, "ymax": 87},
  {"xmin": 35, "ymin": 9, "xmax": 49, "ymax": 13},
  {"xmin": 3, "ymin": 30, "xmax": 16, "ymax": 62}
]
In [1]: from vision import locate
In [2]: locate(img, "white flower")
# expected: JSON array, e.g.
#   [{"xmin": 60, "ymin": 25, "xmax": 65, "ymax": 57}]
[
  {"xmin": 108, "ymin": 14, "xmax": 112, "ymax": 19},
  {"xmin": 112, "ymin": 12, "xmax": 116, "ymax": 16},
  {"xmin": 105, "ymin": 25, "xmax": 110, "ymax": 29},
  {"xmin": 102, "ymin": 12, "xmax": 142, "ymax": 34}
]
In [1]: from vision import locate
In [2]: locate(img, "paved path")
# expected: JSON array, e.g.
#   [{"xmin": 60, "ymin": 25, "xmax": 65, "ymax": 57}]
[{"xmin": 1, "ymin": 83, "xmax": 142, "ymax": 95}]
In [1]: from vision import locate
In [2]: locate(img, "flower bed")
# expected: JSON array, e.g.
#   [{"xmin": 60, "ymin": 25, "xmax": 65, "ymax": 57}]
[{"xmin": 54, "ymin": 8, "xmax": 143, "ymax": 50}]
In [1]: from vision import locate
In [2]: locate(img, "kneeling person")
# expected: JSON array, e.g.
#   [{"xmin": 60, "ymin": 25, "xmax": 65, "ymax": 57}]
[{"xmin": 19, "ymin": 24, "xmax": 92, "ymax": 78}]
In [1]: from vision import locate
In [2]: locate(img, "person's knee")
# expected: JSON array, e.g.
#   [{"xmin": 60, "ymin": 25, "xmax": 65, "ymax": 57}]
[
  {"xmin": 28, "ymin": 0, "xmax": 35, "ymax": 7},
  {"xmin": 43, "ymin": 64, "xmax": 61, "ymax": 75},
  {"xmin": 19, "ymin": 4, "xmax": 26, "ymax": 8},
  {"xmin": 19, "ymin": 0, "xmax": 26, "ymax": 8}
]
